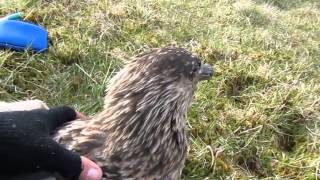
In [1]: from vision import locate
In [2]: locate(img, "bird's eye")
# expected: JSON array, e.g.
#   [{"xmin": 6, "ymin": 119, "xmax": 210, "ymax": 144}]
[
  {"xmin": 192, "ymin": 62, "xmax": 201, "ymax": 72},
  {"xmin": 192, "ymin": 66, "xmax": 198, "ymax": 72}
]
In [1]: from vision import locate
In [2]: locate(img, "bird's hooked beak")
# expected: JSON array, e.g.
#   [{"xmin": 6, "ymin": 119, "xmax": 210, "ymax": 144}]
[{"xmin": 199, "ymin": 63, "xmax": 214, "ymax": 80}]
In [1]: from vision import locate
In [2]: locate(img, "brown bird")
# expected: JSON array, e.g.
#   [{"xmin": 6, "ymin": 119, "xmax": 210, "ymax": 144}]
[
  {"xmin": 20, "ymin": 47, "xmax": 213, "ymax": 180},
  {"xmin": 54, "ymin": 47, "xmax": 213, "ymax": 179}
]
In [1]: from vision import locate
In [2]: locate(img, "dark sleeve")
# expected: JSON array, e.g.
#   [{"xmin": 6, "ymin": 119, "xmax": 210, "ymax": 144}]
[{"xmin": 0, "ymin": 106, "xmax": 82, "ymax": 179}]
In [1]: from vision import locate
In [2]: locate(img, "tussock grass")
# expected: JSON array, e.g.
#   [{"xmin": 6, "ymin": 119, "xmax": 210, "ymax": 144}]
[{"xmin": 1, "ymin": 0, "xmax": 320, "ymax": 179}]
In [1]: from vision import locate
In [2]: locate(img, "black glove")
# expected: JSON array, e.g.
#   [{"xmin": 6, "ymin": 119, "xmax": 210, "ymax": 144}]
[{"xmin": 0, "ymin": 106, "xmax": 82, "ymax": 180}]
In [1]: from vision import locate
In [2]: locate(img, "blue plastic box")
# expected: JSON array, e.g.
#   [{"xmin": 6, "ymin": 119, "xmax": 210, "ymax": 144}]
[{"xmin": 0, "ymin": 19, "xmax": 48, "ymax": 52}]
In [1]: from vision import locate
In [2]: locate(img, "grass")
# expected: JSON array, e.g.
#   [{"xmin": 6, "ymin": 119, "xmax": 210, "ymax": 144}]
[{"xmin": 1, "ymin": 0, "xmax": 320, "ymax": 179}]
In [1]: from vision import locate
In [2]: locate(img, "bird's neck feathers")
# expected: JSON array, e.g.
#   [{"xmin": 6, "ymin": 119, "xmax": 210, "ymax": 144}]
[{"xmin": 98, "ymin": 65, "xmax": 195, "ymax": 150}]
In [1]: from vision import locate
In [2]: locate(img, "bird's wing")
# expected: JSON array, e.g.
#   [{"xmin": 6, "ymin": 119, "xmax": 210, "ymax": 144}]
[{"xmin": 53, "ymin": 119, "xmax": 107, "ymax": 156}]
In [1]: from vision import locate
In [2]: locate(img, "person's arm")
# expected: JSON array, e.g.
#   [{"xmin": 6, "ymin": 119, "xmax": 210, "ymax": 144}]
[
  {"xmin": 0, "ymin": 106, "xmax": 102, "ymax": 180},
  {"xmin": 0, "ymin": 99, "xmax": 49, "ymax": 112}
]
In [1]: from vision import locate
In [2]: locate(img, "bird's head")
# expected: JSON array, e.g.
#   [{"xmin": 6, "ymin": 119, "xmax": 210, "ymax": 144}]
[
  {"xmin": 120, "ymin": 47, "xmax": 214, "ymax": 97},
  {"xmin": 135, "ymin": 47, "xmax": 213, "ymax": 86},
  {"xmin": 104, "ymin": 47, "xmax": 213, "ymax": 133}
]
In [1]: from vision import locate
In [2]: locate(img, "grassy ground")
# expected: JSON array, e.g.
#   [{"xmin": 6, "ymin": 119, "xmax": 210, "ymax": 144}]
[{"xmin": 1, "ymin": 0, "xmax": 320, "ymax": 179}]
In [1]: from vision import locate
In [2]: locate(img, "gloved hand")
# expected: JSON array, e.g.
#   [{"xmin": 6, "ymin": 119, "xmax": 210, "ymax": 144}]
[{"xmin": 0, "ymin": 106, "xmax": 102, "ymax": 180}]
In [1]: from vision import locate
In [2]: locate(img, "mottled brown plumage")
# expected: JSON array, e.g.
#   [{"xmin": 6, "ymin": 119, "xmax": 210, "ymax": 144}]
[{"xmin": 54, "ymin": 47, "xmax": 213, "ymax": 179}]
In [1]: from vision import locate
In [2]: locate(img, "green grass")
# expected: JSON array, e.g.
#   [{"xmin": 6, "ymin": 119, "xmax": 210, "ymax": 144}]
[{"xmin": 1, "ymin": 0, "xmax": 320, "ymax": 179}]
